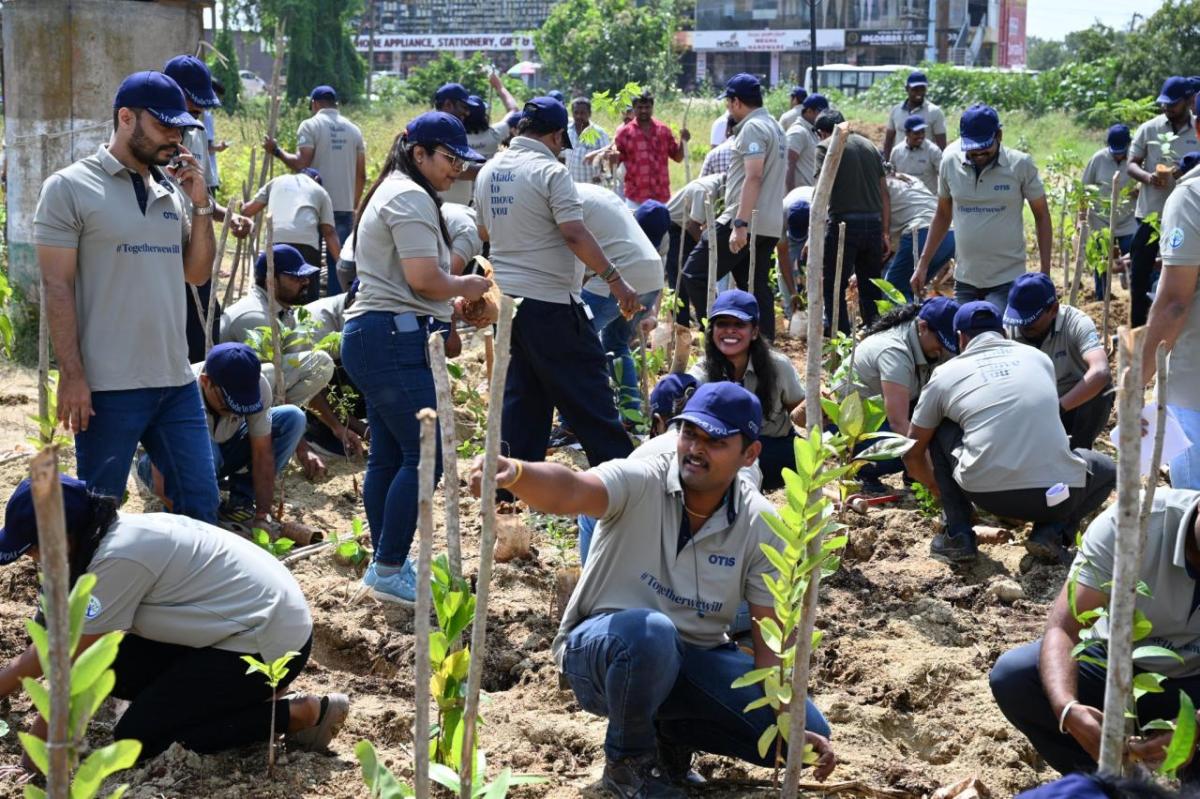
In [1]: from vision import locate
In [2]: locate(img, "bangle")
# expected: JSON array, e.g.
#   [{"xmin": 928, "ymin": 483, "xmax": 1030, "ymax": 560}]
[
  {"xmin": 192, "ymin": 203, "xmax": 214, "ymax": 217},
  {"xmin": 499, "ymin": 459, "xmax": 524, "ymax": 490},
  {"xmin": 1058, "ymin": 700, "xmax": 1080, "ymax": 734}
]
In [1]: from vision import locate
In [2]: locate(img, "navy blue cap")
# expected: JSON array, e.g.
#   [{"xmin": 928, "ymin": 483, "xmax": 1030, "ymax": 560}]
[
  {"xmin": 801, "ymin": 93, "xmax": 829, "ymax": 111},
  {"xmin": 651, "ymin": 373, "xmax": 698, "ymax": 420},
  {"xmin": 205, "ymin": 343, "xmax": 264, "ymax": 415},
  {"xmin": 635, "ymin": 200, "xmax": 671, "ymax": 249},
  {"xmin": 434, "ymin": 82, "xmax": 469, "ymax": 106},
  {"xmin": 255, "ymin": 243, "xmax": 321, "ymax": 282},
  {"xmin": 504, "ymin": 110, "xmax": 524, "ymax": 129},
  {"xmin": 790, "ymin": 86, "xmax": 808, "ymax": 100},
  {"xmin": 548, "ymin": 89, "xmax": 566, "ymax": 103},
  {"xmin": 1015, "ymin": 774, "xmax": 1109, "ymax": 799},
  {"xmin": 1180, "ymin": 151, "xmax": 1200, "ymax": 177},
  {"xmin": 907, "ymin": 71, "xmax": 929, "ymax": 88},
  {"xmin": 954, "ymin": 300, "xmax": 1005, "ymax": 336},
  {"xmin": 113, "ymin": 71, "xmax": 203, "ymax": 129},
  {"xmin": 723, "ymin": 73, "xmax": 763, "ymax": 103},
  {"xmin": 904, "ymin": 114, "xmax": 927, "ymax": 133},
  {"xmin": 163, "ymin": 55, "xmax": 221, "ymax": 109},
  {"xmin": 405, "ymin": 111, "xmax": 486, "ymax": 162},
  {"xmin": 960, "ymin": 103, "xmax": 1001, "ymax": 152},
  {"xmin": 918, "ymin": 296, "xmax": 961, "ymax": 353},
  {"xmin": 674, "ymin": 382, "xmax": 763, "ymax": 441},
  {"xmin": 1003, "ymin": 273, "xmax": 1057, "ymax": 326},
  {"xmin": 309, "ymin": 85, "xmax": 338, "ymax": 102},
  {"xmin": 1157, "ymin": 76, "xmax": 1195, "ymax": 105},
  {"xmin": 466, "ymin": 94, "xmax": 485, "ymax": 110},
  {"xmin": 0, "ymin": 474, "xmax": 93, "ymax": 566},
  {"xmin": 1106, "ymin": 124, "xmax": 1131, "ymax": 155},
  {"xmin": 787, "ymin": 197, "xmax": 811, "ymax": 240},
  {"xmin": 522, "ymin": 97, "xmax": 570, "ymax": 138},
  {"xmin": 300, "ymin": 167, "xmax": 322, "ymax": 185},
  {"xmin": 710, "ymin": 289, "xmax": 759, "ymax": 323}
]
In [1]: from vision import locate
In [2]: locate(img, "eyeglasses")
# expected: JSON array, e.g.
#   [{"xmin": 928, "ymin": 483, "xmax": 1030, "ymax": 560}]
[{"xmin": 434, "ymin": 148, "xmax": 467, "ymax": 174}]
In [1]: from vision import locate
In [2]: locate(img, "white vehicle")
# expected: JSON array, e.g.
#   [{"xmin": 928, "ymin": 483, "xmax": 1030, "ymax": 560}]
[
  {"xmin": 803, "ymin": 64, "xmax": 916, "ymax": 97},
  {"xmin": 240, "ymin": 70, "xmax": 267, "ymax": 98}
]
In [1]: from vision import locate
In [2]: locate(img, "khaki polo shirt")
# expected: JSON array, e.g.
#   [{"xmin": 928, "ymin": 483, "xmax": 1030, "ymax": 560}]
[
  {"xmin": 668, "ymin": 174, "xmax": 722, "ymax": 227},
  {"xmin": 221, "ymin": 285, "xmax": 301, "ymax": 352},
  {"xmin": 911, "ymin": 332, "xmax": 1086, "ymax": 492},
  {"xmin": 442, "ymin": 202, "xmax": 483, "ymax": 268},
  {"xmin": 850, "ymin": 319, "xmax": 931, "ymax": 399},
  {"xmin": 1007, "ymin": 305, "xmax": 1104, "ymax": 398},
  {"xmin": 578, "ymin": 183, "xmax": 664, "ymax": 297},
  {"xmin": 688, "ymin": 174, "xmax": 726, "ymax": 224},
  {"xmin": 1074, "ymin": 489, "xmax": 1200, "ymax": 678},
  {"xmin": 347, "ymin": 172, "xmax": 454, "ymax": 322},
  {"xmin": 1158, "ymin": 173, "xmax": 1200, "ymax": 410},
  {"xmin": 84, "ymin": 513, "xmax": 312, "ymax": 662},
  {"xmin": 891, "ymin": 139, "xmax": 942, "ymax": 194},
  {"xmin": 690, "ymin": 349, "xmax": 803, "ymax": 439},
  {"xmin": 301, "ymin": 293, "xmax": 346, "ymax": 343},
  {"xmin": 193, "ymin": 362, "xmax": 272, "ymax": 442},
  {"xmin": 721, "ymin": 107, "xmax": 787, "ymax": 237},
  {"xmin": 253, "ymin": 173, "xmax": 335, "ymax": 250},
  {"xmin": 886, "ymin": 175, "xmax": 938, "ymax": 242},
  {"xmin": 940, "ymin": 145, "xmax": 1045, "ymax": 288},
  {"xmin": 785, "ymin": 118, "xmax": 818, "ymax": 191},
  {"xmin": 1081, "ymin": 148, "xmax": 1137, "ymax": 237},
  {"xmin": 779, "ymin": 106, "xmax": 802, "ymax": 133},
  {"xmin": 34, "ymin": 145, "xmax": 194, "ymax": 391},
  {"xmin": 552, "ymin": 453, "xmax": 777, "ymax": 667},
  {"xmin": 887, "ymin": 99, "xmax": 948, "ymax": 137},
  {"xmin": 1130, "ymin": 113, "xmax": 1200, "ymax": 219},
  {"xmin": 296, "ymin": 108, "xmax": 365, "ymax": 213},
  {"xmin": 474, "ymin": 137, "xmax": 585, "ymax": 304},
  {"xmin": 440, "ymin": 122, "xmax": 512, "ymax": 206}
]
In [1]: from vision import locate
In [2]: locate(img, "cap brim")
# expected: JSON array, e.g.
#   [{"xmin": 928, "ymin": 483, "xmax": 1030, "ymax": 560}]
[
  {"xmin": 221, "ymin": 387, "xmax": 264, "ymax": 416},
  {"xmin": 1157, "ymin": 93, "xmax": 1177, "ymax": 104},
  {"xmin": 1109, "ymin": 146, "xmax": 1129, "ymax": 155},
  {"xmin": 710, "ymin": 309, "xmax": 757, "ymax": 323},
  {"xmin": 182, "ymin": 87, "xmax": 222, "ymax": 109},
  {"xmin": 447, "ymin": 142, "xmax": 488, "ymax": 163},
  {"xmin": 960, "ymin": 134, "xmax": 997, "ymax": 152},
  {"xmin": 0, "ymin": 533, "xmax": 32, "ymax": 566},
  {"xmin": 1002, "ymin": 303, "xmax": 1047, "ymax": 327},
  {"xmin": 146, "ymin": 108, "xmax": 204, "ymax": 129},
  {"xmin": 908, "ymin": 124, "xmax": 928, "ymax": 132},
  {"xmin": 290, "ymin": 263, "xmax": 322, "ymax": 278},
  {"xmin": 907, "ymin": 81, "xmax": 929, "ymax": 88},
  {"xmin": 673, "ymin": 410, "xmax": 739, "ymax": 439}
]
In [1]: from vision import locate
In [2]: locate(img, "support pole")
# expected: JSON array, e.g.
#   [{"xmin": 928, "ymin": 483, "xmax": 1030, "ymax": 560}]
[
  {"xmin": 428, "ymin": 333, "xmax": 463, "ymax": 579},
  {"xmin": 205, "ymin": 199, "xmax": 236, "ymax": 355},
  {"xmin": 747, "ymin": 208, "xmax": 760, "ymax": 292},
  {"xmin": 37, "ymin": 280, "xmax": 49, "ymax": 426},
  {"xmin": 264, "ymin": 216, "xmax": 285, "ymax": 405},
  {"xmin": 830, "ymin": 221, "xmax": 847, "ymax": 337},
  {"xmin": 1069, "ymin": 218, "xmax": 1089, "ymax": 308},
  {"xmin": 413, "ymin": 408, "xmax": 437, "ymax": 799},
  {"xmin": 258, "ymin": 20, "xmax": 286, "ymax": 190},
  {"xmin": 705, "ymin": 193, "xmax": 718, "ymax": 315}
]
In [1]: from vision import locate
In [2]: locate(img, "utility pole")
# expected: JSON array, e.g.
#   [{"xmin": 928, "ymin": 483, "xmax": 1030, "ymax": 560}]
[
  {"xmin": 366, "ymin": 0, "xmax": 376, "ymax": 97},
  {"xmin": 808, "ymin": 0, "xmax": 818, "ymax": 93}
]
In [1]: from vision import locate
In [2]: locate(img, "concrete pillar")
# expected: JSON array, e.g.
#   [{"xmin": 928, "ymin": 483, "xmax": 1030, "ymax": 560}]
[{"xmin": 2, "ymin": 0, "xmax": 208, "ymax": 295}]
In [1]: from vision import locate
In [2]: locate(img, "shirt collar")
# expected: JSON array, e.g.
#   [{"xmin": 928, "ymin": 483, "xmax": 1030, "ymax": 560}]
[
  {"xmin": 317, "ymin": 108, "xmax": 339, "ymax": 118},
  {"xmin": 511, "ymin": 136, "xmax": 557, "ymax": 159},
  {"xmin": 743, "ymin": 107, "xmax": 770, "ymax": 125},
  {"xmin": 96, "ymin": 144, "xmax": 174, "ymax": 200},
  {"xmin": 905, "ymin": 320, "xmax": 930, "ymax": 367},
  {"xmin": 666, "ymin": 454, "xmax": 741, "ymax": 524}
]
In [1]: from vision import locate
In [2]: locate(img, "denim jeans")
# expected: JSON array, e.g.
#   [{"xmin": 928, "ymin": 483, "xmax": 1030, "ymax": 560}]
[
  {"xmin": 682, "ymin": 223, "xmax": 780, "ymax": 340},
  {"xmin": 76, "ymin": 383, "xmax": 218, "ymax": 523},
  {"xmin": 137, "ymin": 405, "xmax": 306, "ymax": 509},
  {"xmin": 885, "ymin": 228, "xmax": 956, "ymax": 302},
  {"xmin": 329, "ymin": 211, "xmax": 354, "ymax": 295},
  {"xmin": 341, "ymin": 312, "xmax": 442, "ymax": 566},
  {"xmin": 665, "ymin": 224, "xmax": 697, "ymax": 327},
  {"xmin": 1130, "ymin": 219, "xmax": 1159, "ymax": 326},
  {"xmin": 562, "ymin": 609, "xmax": 830, "ymax": 763},
  {"xmin": 1167, "ymin": 406, "xmax": 1200, "ymax": 490},
  {"xmin": 581, "ymin": 289, "xmax": 662, "ymax": 417},
  {"xmin": 782, "ymin": 234, "xmax": 808, "ymax": 318},
  {"xmin": 953, "ymin": 280, "xmax": 1012, "ymax": 314},
  {"xmin": 824, "ymin": 214, "xmax": 884, "ymax": 335}
]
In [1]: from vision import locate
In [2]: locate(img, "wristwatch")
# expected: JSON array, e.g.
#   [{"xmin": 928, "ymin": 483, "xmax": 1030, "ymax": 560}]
[
  {"xmin": 732, "ymin": 218, "xmax": 749, "ymax": 229},
  {"xmin": 192, "ymin": 203, "xmax": 214, "ymax": 217}
]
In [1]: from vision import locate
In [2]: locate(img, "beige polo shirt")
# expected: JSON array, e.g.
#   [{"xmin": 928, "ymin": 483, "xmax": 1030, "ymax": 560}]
[
  {"xmin": 296, "ymin": 108, "xmax": 365, "ymax": 213},
  {"xmin": 1081, "ymin": 147, "xmax": 1137, "ymax": 237},
  {"xmin": 301, "ymin": 292, "xmax": 347, "ymax": 343},
  {"xmin": 474, "ymin": 136, "xmax": 586, "ymax": 304},
  {"xmin": 688, "ymin": 174, "xmax": 727, "ymax": 224},
  {"xmin": 891, "ymin": 138, "xmax": 942, "ymax": 194},
  {"xmin": 785, "ymin": 118, "xmax": 818, "ymax": 191},
  {"xmin": 84, "ymin": 513, "xmax": 312, "ymax": 661},
  {"xmin": 1007, "ymin": 304, "xmax": 1104, "ymax": 397},
  {"xmin": 1130, "ymin": 113, "xmax": 1200, "ymax": 219},
  {"xmin": 33, "ymin": 144, "xmax": 194, "ymax": 391},
  {"xmin": 850, "ymin": 319, "xmax": 932, "ymax": 399},
  {"xmin": 1158, "ymin": 173, "xmax": 1200, "ymax": 410},
  {"xmin": 253, "ymin": 173, "xmax": 335, "ymax": 250},
  {"xmin": 886, "ymin": 99, "xmax": 948, "ymax": 138},
  {"xmin": 193, "ymin": 362, "xmax": 272, "ymax": 442},
  {"xmin": 911, "ymin": 332, "xmax": 1087, "ymax": 492},
  {"xmin": 939, "ymin": 145, "xmax": 1045, "ymax": 288},
  {"xmin": 1074, "ymin": 489, "xmax": 1200, "ymax": 678},
  {"xmin": 779, "ymin": 106, "xmax": 802, "ymax": 133},
  {"xmin": 690, "ymin": 349, "xmax": 803, "ymax": 439},
  {"xmin": 552, "ymin": 453, "xmax": 777, "ymax": 667},
  {"xmin": 442, "ymin": 202, "xmax": 484, "ymax": 268},
  {"xmin": 221, "ymin": 285, "xmax": 302, "ymax": 352},
  {"xmin": 886, "ymin": 175, "xmax": 938, "ymax": 242},
  {"xmin": 577, "ymin": 183, "xmax": 664, "ymax": 297},
  {"xmin": 722, "ymin": 107, "xmax": 787, "ymax": 238},
  {"xmin": 183, "ymin": 126, "xmax": 213, "ymax": 190},
  {"xmin": 668, "ymin": 174, "xmax": 723, "ymax": 227}
]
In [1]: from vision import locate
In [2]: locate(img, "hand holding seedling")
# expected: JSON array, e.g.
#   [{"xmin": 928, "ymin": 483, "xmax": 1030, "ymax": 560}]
[
  {"xmin": 805, "ymin": 731, "xmax": 837, "ymax": 781},
  {"xmin": 165, "ymin": 146, "xmax": 209, "ymax": 208},
  {"xmin": 1127, "ymin": 729, "xmax": 1188, "ymax": 768},
  {"xmin": 611, "ymin": 277, "xmax": 642, "ymax": 319}
]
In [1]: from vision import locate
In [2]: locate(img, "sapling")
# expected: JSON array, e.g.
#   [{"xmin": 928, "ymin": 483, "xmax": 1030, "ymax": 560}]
[
  {"xmin": 330, "ymin": 517, "xmax": 370, "ymax": 569},
  {"xmin": 27, "ymin": 371, "xmax": 72, "ymax": 450},
  {"xmin": 251, "ymin": 527, "xmax": 296, "ymax": 558},
  {"xmin": 356, "ymin": 740, "xmax": 414, "ymax": 799},
  {"xmin": 911, "ymin": 481, "xmax": 941, "ymax": 520},
  {"xmin": 240, "ymin": 650, "xmax": 301, "ymax": 776},
  {"xmin": 868, "ymin": 277, "xmax": 907, "ymax": 318}
]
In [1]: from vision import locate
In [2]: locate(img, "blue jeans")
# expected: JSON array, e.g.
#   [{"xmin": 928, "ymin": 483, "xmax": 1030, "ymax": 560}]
[
  {"xmin": 562, "ymin": 609, "xmax": 830, "ymax": 762},
  {"xmin": 341, "ymin": 312, "xmax": 442, "ymax": 566},
  {"xmin": 329, "ymin": 211, "xmax": 354, "ymax": 295},
  {"xmin": 884, "ymin": 228, "xmax": 956, "ymax": 302},
  {"xmin": 76, "ymin": 383, "xmax": 218, "ymax": 523},
  {"xmin": 954, "ymin": 280, "xmax": 1012, "ymax": 314},
  {"xmin": 1167, "ymin": 406, "xmax": 1200, "ymax": 490},
  {"xmin": 138, "ymin": 405, "xmax": 306, "ymax": 508},
  {"xmin": 581, "ymin": 289, "xmax": 661, "ymax": 418}
]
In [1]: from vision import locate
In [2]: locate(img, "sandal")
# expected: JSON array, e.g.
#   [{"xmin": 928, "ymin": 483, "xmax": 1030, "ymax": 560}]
[{"xmin": 286, "ymin": 693, "xmax": 349, "ymax": 752}]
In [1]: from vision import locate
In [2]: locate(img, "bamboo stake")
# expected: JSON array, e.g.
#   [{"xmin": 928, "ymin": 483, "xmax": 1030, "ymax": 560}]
[
  {"xmin": 263, "ymin": 217, "xmax": 285, "ymax": 405},
  {"xmin": 785, "ymin": 121, "xmax": 849, "ymax": 799},
  {"xmin": 223, "ymin": 236, "xmax": 245, "ymax": 308},
  {"xmin": 240, "ymin": 230, "xmax": 252, "ymax": 300},
  {"xmin": 1056, "ymin": 193, "xmax": 1070, "ymax": 280},
  {"xmin": 1106, "ymin": 171, "xmax": 1120, "ymax": 332},
  {"xmin": 747, "ymin": 208, "xmax": 760, "ymax": 292},
  {"xmin": 413, "ymin": 408, "xmax": 437, "ymax": 799},
  {"xmin": 1139, "ymin": 343, "xmax": 1169, "ymax": 528},
  {"xmin": 459, "ymin": 297, "xmax": 515, "ymax": 799},
  {"xmin": 37, "ymin": 280, "xmax": 49, "ymax": 424},
  {"xmin": 29, "ymin": 448, "xmax": 70, "ymax": 799},
  {"xmin": 705, "ymin": 193, "xmax": 718, "ymax": 316},
  {"xmin": 257, "ymin": 20, "xmax": 286, "ymax": 190},
  {"xmin": 1098, "ymin": 325, "xmax": 1147, "ymax": 775},
  {"xmin": 909, "ymin": 223, "xmax": 919, "ymax": 288},
  {"xmin": 668, "ymin": 224, "xmax": 688, "ymax": 366},
  {"xmin": 1068, "ymin": 218, "xmax": 1089, "ymax": 308},
  {"xmin": 637, "ymin": 324, "xmax": 651, "ymax": 425},
  {"xmin": 428, "ymin": 333, "xmax": 463, "ymax": 579},
  {"xmin": 205, "ymin": 200, "xmax": 237, "ymax": 355},
  {"xmin": 830, "ymin": 221, "xmax": 847, "ymax": 337},
  {"xmin": 682, "ymin": 98, "xmax": 694, "ymax": 185}
]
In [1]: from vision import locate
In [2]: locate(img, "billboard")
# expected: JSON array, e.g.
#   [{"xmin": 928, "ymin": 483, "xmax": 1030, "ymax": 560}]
[
  {"xmin": 692, "ymin": 29, "xmax": 847, "ymax": 52},
  {"xmin": 998, "ymin": 0, "xmax": 1027, "ymax": 67},
  {"xmin": 354, "ymin": 33, "xmax": 535, "ymax": 52}
]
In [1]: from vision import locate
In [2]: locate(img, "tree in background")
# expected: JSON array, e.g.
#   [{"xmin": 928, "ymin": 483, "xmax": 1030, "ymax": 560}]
[
  {"xmin": 1112, "ymin": 0, "xmax": 1200, "ymax": 99},
  {"xmin": 534, "ymin": 0, "xmax": 680, "ymax": 95},
  {"xmin": 210, "ymin": 1, "xmax": 242, "ymax": 111},
  {"xmin": 397, "ymin": 52, "xmax": 530, "ymax": 107}
]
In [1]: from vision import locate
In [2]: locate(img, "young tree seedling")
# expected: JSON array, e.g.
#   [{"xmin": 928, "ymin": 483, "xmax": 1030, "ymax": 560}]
[
  {"xmin": 251, "ymin": 527, "xmax": 296, "ymax": 558},
  {"xmin": 241, "ymin": 650, "xmax": 301, "ymax": 777}
]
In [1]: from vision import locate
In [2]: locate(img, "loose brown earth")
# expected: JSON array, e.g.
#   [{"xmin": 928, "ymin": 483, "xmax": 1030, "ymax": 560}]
[{"xmin": 0, "ymin": 279, "xmax": 1130, "ymax": 798}]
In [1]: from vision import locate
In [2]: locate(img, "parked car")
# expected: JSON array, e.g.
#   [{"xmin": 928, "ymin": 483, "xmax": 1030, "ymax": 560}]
[{"xmin": 240, "ymin": 70, "xmax": 267, "ymax": 98}]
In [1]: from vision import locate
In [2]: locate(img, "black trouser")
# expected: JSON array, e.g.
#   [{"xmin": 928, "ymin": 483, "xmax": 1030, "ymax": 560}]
[
  {"xmin": 184, "ymin": 282, "xmax": 222, "ymax": 364},
  {"xmin": 665, "ymin": 223, "xmax": 698, "ymax": 327},
  {"xmin": 1060, "ymin": 387, "xmax": 1114, "ymax": 451},
  {"xmin": 824, "ymin": 213, "xmax": 883, "ymax": 335},
  {"xmin": 758, "ymin": 431, "xmax": 798, "ymax": 491},
  {"xmin": 1130, "ymin": 219, "xmax": 1159, "ymax": 327},
  {"xmin": 111, "ymin": 633, "xmax": 312, "ymax": 760},
  {"xmin": 930, "ymin": 420, "xmax": 1116, "ymax": 541},
  {"xmin": 681, "ymin": 223, "xmax": 779, "ymax": 340}
]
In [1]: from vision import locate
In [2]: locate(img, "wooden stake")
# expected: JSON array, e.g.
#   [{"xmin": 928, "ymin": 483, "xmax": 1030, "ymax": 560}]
[
  {"xmin": 205, "ymin": 200, "xmax": 237, "ymax": 355},
  {"xmin": 682, "ymin": 98, "xmax": 694, "ymax": 185},
  {"xmin": 263, "ymin": 216, "xmax": 285, "ymax": 405},
  {"xmin": 1098, "ymin": 325, "xmax": 1147, "ymax": 775},
  {"xmin": 910, "ymin": 223, "xmax": 919, "ymax": 288},
  {"xmin": 1139, "ymin": 342, "xmax": 1169, "ymax": 528},
  {"xmin": 223, "ymin": 236, "xmax": 245, "ymax": 307},
  {"xmin": 37, "ymin": 280, "xmax": 49, "ymax": 425},
  {"xmin": 257, "ymin": 20, "xmax": 286, "ymax": 191},
  {"xmin": 459, "ymin": 297, "xmax": 515, "ymax": 799},
  {"xmin": 830, "ymin": 221, "xmax": 847, "ymax": 337},
  {"xmin": 1068, "ymin": 218, "xmax": 1089, "ymax": 308},
  {"xmin": 484, "ymin": 329, "xmax": 495, "ymax": 387},
  {"xmin": 1107, "ymin": 171, "xmax": 1121, "ymax": 332},
  {"xmin": 29, "ymin": 448, "xmax": 70, "ymax": 799},
  {"xmin": 668, "ymin": 225, "xmax": 688, "ymax": 366},
  {"xmin": 705, "ymin": 193, "xmax": 718, "ymax": 316},
  {"xmin": 1056, "ymin": 193, "xmax": 1070, "ymax": 280},
  {"xmin": 784, "ymin": 121, "xmax": 849, "ymax": 799},
  {"xmin": 413, "ymin": 408, "xmax": 437, "ymax": 799},
  {"xmin": 428, "ymin": 333, "xmax": 463, "ymax": 579},
  {"xmin": 747, "ymin": 208, "xmax": 760, "ymax": 291},
  {"xmin": 637, "ymin": 324, "xmax": 651, "ymax": 426}
]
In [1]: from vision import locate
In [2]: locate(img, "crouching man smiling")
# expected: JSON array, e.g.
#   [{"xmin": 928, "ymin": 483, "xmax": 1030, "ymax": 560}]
[{"xmin": 470, "ymin": 382, "xmax": 835, "ymax": 799}]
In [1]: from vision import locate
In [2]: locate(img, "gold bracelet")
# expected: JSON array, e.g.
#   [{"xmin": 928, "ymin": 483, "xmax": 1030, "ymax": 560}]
[{"xmin": 500, "ymin": 459, "xmax": 524, "ymax": 490}]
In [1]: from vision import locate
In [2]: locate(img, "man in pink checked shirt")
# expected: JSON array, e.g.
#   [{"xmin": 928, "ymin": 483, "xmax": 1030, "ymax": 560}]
[{"xmin": 611, "ymin": 91, "xmax": 690, "ymax": 207}]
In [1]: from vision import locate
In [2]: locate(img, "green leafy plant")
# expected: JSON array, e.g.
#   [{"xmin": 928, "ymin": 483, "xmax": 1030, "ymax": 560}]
[
  {"xmin": 609, "ymin": 356, "xmax": 648, "ymax": 435},
  {"xmin": 869, "ymin": 277, "xmax": 907, "ymax": 317},
  {"xmin": 1151, "ymin": 131, "xmax": 1180, "ymax": 168},
  {"xmin": 19, "ymin": 574, "xmax": 141, "ymax": 799},
  {"xmin": 330, "ymin": 517, "xmax": 370, "ymax": 569},
  {"xmin": 912, "ymin": 482, "xmax": 941, "ymax": 520},
  {"xmin": 429, "ymin": 749, "xmax": 546, "ymax": 798},
  {"xmin": 529, "ymin": 512, "xmax": 578, "ymax": 570},
  {"xmin": 251, "ymin": 527, "xmax": 296, "ymax": 558},
  {"xmin": 356, "ymin": 740, "xmax": 413, "ymax": 798},
  {"xmin": 27, "ymin": 371, "xmax": 73, "ymax": 450},
  {"xmin": 241, "ymin": 650, "xmax": 301, "ymax": 776},
  {"xmin": 428, "ymin": 554, "xmax": 476, "ymax": 771},
  {"xmin": 448, "ymin": 361, "xmax": 487, "ymax": 460},
  {"xmin": 0, "ymin": 268, "xmax": 15, "ymax": 359}
]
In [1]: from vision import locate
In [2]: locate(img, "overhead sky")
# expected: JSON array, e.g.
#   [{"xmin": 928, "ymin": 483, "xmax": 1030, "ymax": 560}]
[{"xmin": 1026, "ymin": 0, "xmax": 1164, "ymax": 41}]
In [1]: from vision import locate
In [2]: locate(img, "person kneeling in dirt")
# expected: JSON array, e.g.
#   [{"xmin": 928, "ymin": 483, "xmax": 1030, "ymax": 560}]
[
  {"xmin": 0, "ymin": 474, "xmax": 348, "ymax": 777},
  {"xmin": 902, "ymin": 301, "xmax": 1116, "ymax": 565},
  {"xmin": 469, "ymin": 382, "xmax": 835, "ymax": 798},
  {"xmin": 990, "ymin": 489, "xmax": 1200, "ymax": 780}
]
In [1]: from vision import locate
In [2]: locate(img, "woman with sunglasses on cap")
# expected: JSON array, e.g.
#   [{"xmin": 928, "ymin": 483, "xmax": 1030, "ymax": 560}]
[
  {"xmin": 0, "ymin": 474, "xmax": 346, "ymax": 781},
  {"xmin": 689, "ymin": 289, "xmax": 804, "ymax": 491},
  {"xmin": 341, "ymin": 112, "xmax": 494, "ymax": 604}
]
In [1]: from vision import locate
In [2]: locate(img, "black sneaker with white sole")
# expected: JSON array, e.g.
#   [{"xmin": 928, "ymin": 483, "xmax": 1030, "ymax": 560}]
[
  {"xmin": 602, "ymin": 753, "xmax": 686, "ymax": 799},
  {"xmin": 929, "ymin": 531, "xmax": 978, "ymax": 564}
]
